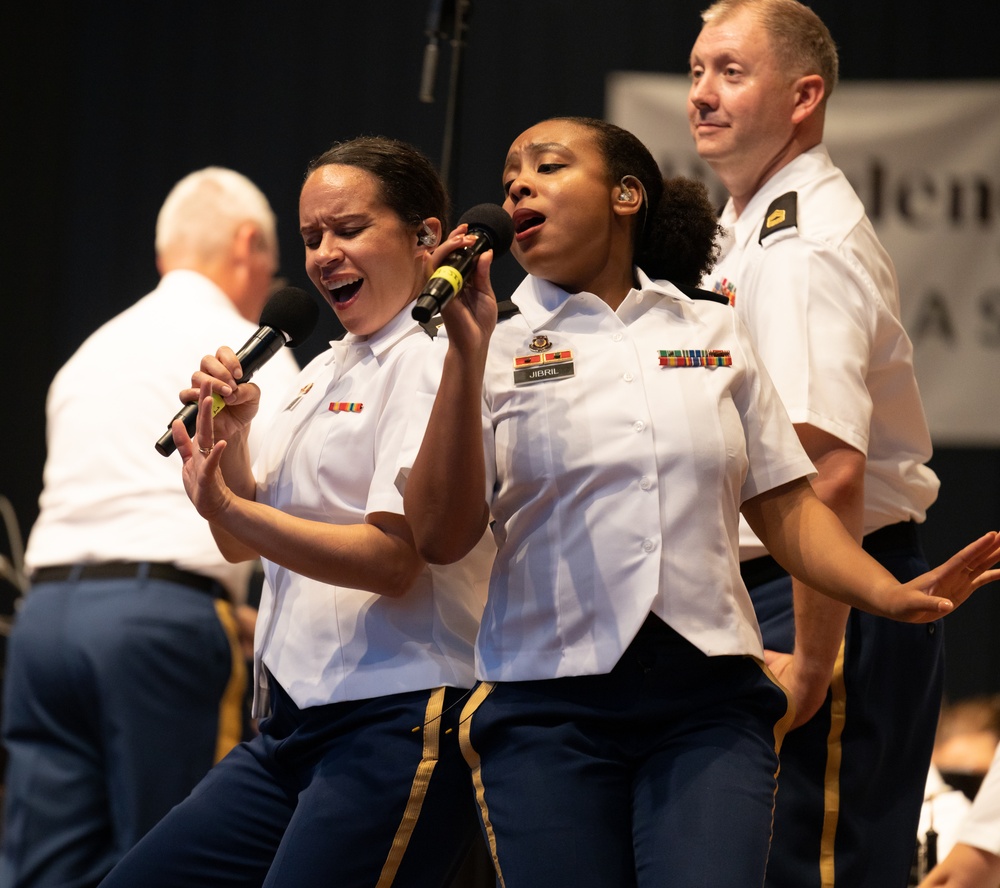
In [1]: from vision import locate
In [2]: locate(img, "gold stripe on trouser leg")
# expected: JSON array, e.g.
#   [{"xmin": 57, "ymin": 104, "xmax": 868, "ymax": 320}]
[
  {"xmin": 212, "ymin": 599, "xmax": 247, "ymax": 763},
  {"xmin": 755, "ymin": 654, "xmax": 796, "ymax": 874},
  {"xmin": 375, "ymin": 686, "xmax": 446, "ymax": 888},
  {"xmin": 755, "ymin": 656, "xmax": 797, "ymax": 755},
  {"xmin": 819, "ymin": 639, "xmax": 848, "ymax": 888},
  {"xmin": 458, "ymin": 682, "xmax": 505, "ymax": 888}
]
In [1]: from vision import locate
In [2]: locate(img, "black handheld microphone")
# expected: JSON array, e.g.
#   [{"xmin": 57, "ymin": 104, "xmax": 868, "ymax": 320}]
[
  {"xmin": 411, "ymin": 203, "xmax": 514, "ymax": 325},
  {"xmin": 155, "ymin": 286, "xmax": 319, "ymax": 457}
]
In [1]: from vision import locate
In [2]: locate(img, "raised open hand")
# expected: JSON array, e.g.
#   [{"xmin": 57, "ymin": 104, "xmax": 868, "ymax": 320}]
[{"xmin": 878, "ymin": 531, "xmax": 1000, "ymax": 621}]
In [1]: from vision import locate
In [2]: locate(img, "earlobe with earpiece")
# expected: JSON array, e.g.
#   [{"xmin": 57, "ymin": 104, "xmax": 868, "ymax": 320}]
[{"xmin": 417, "ymin": 223, "xmax": 438, "ymax": 247}]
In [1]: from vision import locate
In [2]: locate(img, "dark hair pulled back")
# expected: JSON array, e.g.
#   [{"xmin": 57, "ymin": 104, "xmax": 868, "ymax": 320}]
[
  {"xmin": 553, "ymin": 117, "xmax": 722, "ymax": 286},
  {"xmin": 305, "ymin": 136, "xmax": 450, "ymax": 232}
]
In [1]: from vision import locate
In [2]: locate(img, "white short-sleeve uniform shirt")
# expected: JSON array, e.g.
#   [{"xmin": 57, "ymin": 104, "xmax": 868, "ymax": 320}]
[
  {"xmin": 251, "ymin": 305, "xmax": 493, "ymax": 714},
  {"xmin": 704, "ymin": 145, "xmax": 939, "ymax": 559},
  {"xmin": 23, "ymin": 269, "xmax": 302, "ymax": 601},
  {"xmin": 475, "ymin": 270, "xmax": 814, "ymax": 682}
]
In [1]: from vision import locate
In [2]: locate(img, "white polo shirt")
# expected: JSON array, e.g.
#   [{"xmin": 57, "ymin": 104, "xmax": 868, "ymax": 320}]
[
  {"xmin": 474, "ymin": 270, "xmax": 813, "ymax": 681},
  {"xmin": 251, "ymin": 304, "xmax": 493, "ymax": 713},
  {"xmin": 705, "ymin": 145, "xmax": 939, "ymax": 559}
]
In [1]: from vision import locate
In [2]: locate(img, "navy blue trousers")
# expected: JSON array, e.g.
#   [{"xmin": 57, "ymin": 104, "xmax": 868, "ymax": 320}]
[
  {"xmin": 746, "ymin": 523, "xmax": 944, "ymax": 888},
  {"xmin": 460, "ymin": 616, "xmax": 791, "ymax": 888},
  {"xmin": 97, "ymin": 680, "xmax": 480, "ymax": 887},
  {"xmin": 0, "ymin": 573, "xmax": 240, "ymax": 888}
]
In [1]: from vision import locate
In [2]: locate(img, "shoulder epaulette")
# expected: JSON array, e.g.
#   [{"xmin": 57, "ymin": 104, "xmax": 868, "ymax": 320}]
[
  {"xmin": 417, "ymin": 297, "xmax": 521, "ymax": 338},
  {"xmin": 418, "ymin": 316, "xmax": 444, "ymax": 338},
  {"xmin": 672, "ymin": 282, "xmax": 730, "ymax": 306},
  {"xmin": 758, "ymin": 191, "xmax": 798, "ymax": 244},
  {"xmin": 496, "ymin": 298, "xmax": 520, "ymax": 321}
]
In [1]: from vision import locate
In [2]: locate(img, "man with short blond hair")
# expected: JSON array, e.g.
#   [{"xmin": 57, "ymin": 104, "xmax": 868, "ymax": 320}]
[{"xmin": 689, "ymin": 1, "xmax": 942, "ymax": 885}]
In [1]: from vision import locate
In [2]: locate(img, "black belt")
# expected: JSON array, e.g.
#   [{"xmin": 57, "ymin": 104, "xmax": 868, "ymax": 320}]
[
  {"xmin": 31, "ymin": 561, "xmax": 226, "ymax": 598},
  {"xmin": 740, "ymin": 520, "xmax": 921, "ymax": 591}
]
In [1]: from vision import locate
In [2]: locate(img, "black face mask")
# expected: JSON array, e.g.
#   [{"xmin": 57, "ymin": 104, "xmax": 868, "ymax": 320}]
[{"xmin": 938, "ymin": 769, "xmax": 986, "ymax": 801}]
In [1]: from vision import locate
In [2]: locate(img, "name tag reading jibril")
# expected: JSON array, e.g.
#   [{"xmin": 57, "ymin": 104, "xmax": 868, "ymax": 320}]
[{"xmin": 513, "ymin": 349, "xmax": 575, "ymax": 385}]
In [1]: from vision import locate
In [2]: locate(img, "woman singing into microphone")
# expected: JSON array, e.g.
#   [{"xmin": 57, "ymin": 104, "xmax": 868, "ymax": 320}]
[
  {"xmin": 403, "ymin": 116, "xmax": 1000, "ymax": 888},
  {"xmin": 100, "ymin": 136, "xmax": 494, "ymax": 888}
]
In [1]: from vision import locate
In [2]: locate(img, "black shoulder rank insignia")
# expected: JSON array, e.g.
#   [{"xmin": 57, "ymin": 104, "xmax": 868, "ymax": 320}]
[
  {"xmin": 417, "ymin": 297, "xmax": 520, "ymax": 338},
  {"xmin": 418, "ymin": 316, "xmax": 444, "ymax": 338},
  {"xmin": 496, "ymin": 298, "xmax": 521, "ymax": 321},
  {"xmin": 672, "ymin": 282, "xmax": 730, "ymax": 306},
  {"xmin": 759, "ymin": 191, "xmax": 797, "ymax": 244}
]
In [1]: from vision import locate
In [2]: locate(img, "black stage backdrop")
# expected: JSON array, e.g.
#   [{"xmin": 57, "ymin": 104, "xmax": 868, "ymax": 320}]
[{"xmin": 3, "ymin": 0, "xmax": 999, "ymax": 700}]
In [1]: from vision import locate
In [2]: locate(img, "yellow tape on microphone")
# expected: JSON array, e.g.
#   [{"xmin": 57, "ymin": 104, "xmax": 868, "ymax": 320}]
[{"xmin": 428, "ymin": 265, "xmax": 464, "ymax": 292}]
